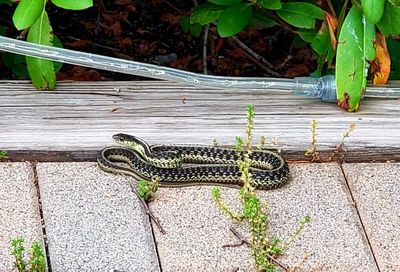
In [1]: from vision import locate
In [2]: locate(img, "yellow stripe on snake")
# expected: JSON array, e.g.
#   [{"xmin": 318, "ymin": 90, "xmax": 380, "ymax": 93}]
[{"xmin": 98, "ymin": 134, "xmax": 290, "ymax": 190}]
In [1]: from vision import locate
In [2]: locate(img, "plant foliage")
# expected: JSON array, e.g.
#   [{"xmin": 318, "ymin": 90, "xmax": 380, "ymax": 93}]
[
  {"xmin": 5, "ymin": 0, "xmax": 93, "ymax": 89},
  {"xmin": 212, "ymin": 105, "xmax": 310, "ymax": 271},
  {"xmin": 182, "ymin": 0, "xmax": 400, "ymax": 111},
  {"xmin": 11, "ymin": 238, "xmax": 46, "ymax": 272}
]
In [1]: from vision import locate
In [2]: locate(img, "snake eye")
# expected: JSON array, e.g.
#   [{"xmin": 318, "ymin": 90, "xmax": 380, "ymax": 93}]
[
  {"xmin": 112, "ymin": 134, "xmax": 123, "ymax": 142},
  {"xmin": 113, "ymin": 133, "xmax": 131, "ymax": 142}
]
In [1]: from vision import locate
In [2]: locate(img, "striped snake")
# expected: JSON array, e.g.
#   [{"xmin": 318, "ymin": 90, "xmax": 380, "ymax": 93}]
[{"xmin": 97, "ymin": 134, "xmax": 290, "ymax": 190}]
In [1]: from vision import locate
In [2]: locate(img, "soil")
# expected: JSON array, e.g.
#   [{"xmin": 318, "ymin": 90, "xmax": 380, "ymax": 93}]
[{"xmin": 0, "ymin": 0, "xmax": 317, "ymax": 81}]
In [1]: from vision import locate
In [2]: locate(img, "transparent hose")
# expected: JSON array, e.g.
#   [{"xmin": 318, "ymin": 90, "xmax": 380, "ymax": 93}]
[
  {"xmin": 0, "ymin": 35, "xmax": 399, "ymax": 101},
  {"xmin": 0, "ymin": 36, "xmax": 295, "ymax": 91}
]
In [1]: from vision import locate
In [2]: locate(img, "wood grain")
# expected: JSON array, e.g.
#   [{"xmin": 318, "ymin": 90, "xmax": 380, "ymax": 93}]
[{"xmin": 0, "ymin": 80, "xmax": 399, "ymax": 162}]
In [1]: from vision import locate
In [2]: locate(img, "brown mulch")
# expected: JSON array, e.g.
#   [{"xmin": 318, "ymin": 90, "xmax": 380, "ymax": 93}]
[{"xmin": 0, "ymin": 0, "xmax": 317, "ymax": 81}]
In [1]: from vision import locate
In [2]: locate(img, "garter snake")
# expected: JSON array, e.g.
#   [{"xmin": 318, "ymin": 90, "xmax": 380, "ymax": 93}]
[{"xmin": 97, "ymin": 134, "xmax": 290, "ymax": 190}]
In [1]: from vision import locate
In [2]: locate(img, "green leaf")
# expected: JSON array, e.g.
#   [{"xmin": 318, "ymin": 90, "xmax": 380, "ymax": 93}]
[
  {"xmin": 248, "ymin": 11, "xmax": 276, "ymax": 29},
  {"xmin": 218, "ymin": 3, "xmax": 253, "ymax": 37},
  {"xmin": 0, "ymin": 0, "xmax": 12, "ymax": 6},
  {"xmin": 190, "ymin": 23, "xmax": 203, "ymax": 38},
  {"xmin": 292, "ymin": 35, "xmax": 308, "ymax": 48},
  {"xmin": 2, "ymin": 53, "xmax": 30, "ymax": 78},
  {"xmin": 387, "ymin": 39, "xmax": 400, "ymax": 79},
  {"xmin": 180, "ymin": 16, "xmax": 190, "ymax": 33},
  {"xmin": 190, "ymin": 3, "xmax": 225, "ymax": 25},
  {"xmin": 137, "ymin": 180, "xmax": 150, "ymax": 199},
  {"xmin": 2, "ymin": 37, "xmax": 61, "ymax": 78},
  {"xmin": 310, "ymin": 24, "xmax": 336, "ymax": 63},
  {"xmin": 276, "ymin": 2, "xmax": 325, "ymax": 29},
  {"xmin": 257, "ymin": 0, "xmax": 281, "ymax": 10},
  {"xmin": 50, "ymin": 0, "xmax": 92, "ymax": 10},
  {"xmin": 326, "ymin": 45, "xmax": 335, "ymax": 63},
  {"xmin": 30, "ymin": 241, "xmax": 46, "ymax": 272},
  {"xmin": 361, "ymin": 0, "xmax": 385, "ymax": 24},
  {"xmin": 26, "ymin": 11, "xmax": 56, "ymax": 90},
  {"xmin": 12, "ymin": 64, "xmax": 30, "ymax": 78},
  {"xmin": 53, "ymin": 35, "xmax": 64, "ymax": 72},
  {"xmin": 297, "ymin": 29, "xmax": 316, "ymax": 43},
  {"xmin": 363, "ymin": 18, "xmax": 376, "ymax": 61},
  {"xmin": 211, "ymin": 187, "xmax": 221, "ymax": 199},
  {"xmin": 377, "ymin": 1, "xmax": 400, "ymax": 36},
  {"xmin": 311, "ymin": 27, "xmax": 330, "ymax": 55},
  {"xmin": 207, "ymin": 0, "xmax": 241, "ymax": 5},
  {"xmin": 0, "ymin": 26, "xmax": 6, "ymax": 35},
  {"xmin": 388, "ymin": 0, "xmax": 400, "ymax": 6},
  {"xmin": 336, "ymin": 7, "xmax": 367, "ymax": 111},
  {"xmin": 12, "ymin": 0, "xmax": 44, "ymax": 30}
]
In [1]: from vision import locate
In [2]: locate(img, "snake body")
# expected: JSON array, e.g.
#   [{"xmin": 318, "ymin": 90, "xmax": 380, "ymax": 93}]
[{"xmin": 97, "ymin": 134, "xmax": 290, "ymax": 190}]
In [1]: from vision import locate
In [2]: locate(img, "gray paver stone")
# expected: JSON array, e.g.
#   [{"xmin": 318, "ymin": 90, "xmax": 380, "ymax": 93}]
[
  {"xmin": 343, "ymin": 163, "xmax": 400, "ymax": 272},
  {"xmin": 0, "ymin": 162, "xmax": 44, "ymax": 271},
  {"xmin": 150, "ymin": 163, "xmax": 378, "ymax": 272},
  {"xmin": 37, "ymin": 162, "xmax": 160, "ymax": 272}
]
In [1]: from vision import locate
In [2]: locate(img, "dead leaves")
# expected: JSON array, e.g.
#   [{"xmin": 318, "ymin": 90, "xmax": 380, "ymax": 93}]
[
  {"xmin": 99, "ymin": 0, "xmax": 136, "ymax": 37},
  {"xmin": 160, "ymin": 13, "xmax": 181, "ymax": 25},
  {"xmin": 101, "ymin": 11, "xmax": 129, "ymax": 37},
  {"xmin": 325, "ymin": 12, "xmax": 338, "ymax": 49},
  {"xmin": 371, "ymin": 32, "xmax": 391, "ymax": 85},
  {"xmin": 113, "ymin": 0, "xmax": 136, "ymax": 13},
  {"xmin": 57, "ymin": 66, "xmax": 102, "ymax": 81},
  {"xmin": 46, "ymin": 0, "xmax": 323, "ymax": 81}
]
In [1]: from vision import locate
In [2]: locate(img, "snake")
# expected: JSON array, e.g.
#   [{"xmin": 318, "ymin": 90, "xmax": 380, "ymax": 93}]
[{"xmin": 97, "ymin": 133, "xmax": 290, "ymax": 190}]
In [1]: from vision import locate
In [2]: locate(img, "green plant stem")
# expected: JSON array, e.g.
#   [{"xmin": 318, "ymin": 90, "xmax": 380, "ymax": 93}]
[
  {"xmin": 305, "ymin": 119, "xmax": 319, "ymax": 162},
  {"xmin": 212, "ymin": 187, "xmax": 244, "ymax": 222},
  {"xmin": 327, "ymin": 123, "xmax": 356, "ymax": 161},
  {"xmin": 11, "ymin": 238, "xmax": 47, "ymax": 272},
  {"xmin": 214, "ymin": 105, "xmax": 311, "ymax": 271},
  {"xmin": 281, "ymin": 216, "xmax": 311, "ymax": 252},
  {"xmin": 11, "ymin": 238, "xmax": 27, "ymax": 272},
  {"xmin": 29, "ymin": 241, "xmax": 46, "ymax": 272}
]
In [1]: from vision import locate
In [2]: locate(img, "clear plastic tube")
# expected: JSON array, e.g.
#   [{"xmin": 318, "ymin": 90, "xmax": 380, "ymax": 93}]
[
  {"xmin": 293, "ymin": 75, "xmax": 337, "ymax": 102},
  {"xmin": 0, "ymin": 36, "xmax": 295, "ymax": 91},
  {"xmin": 1, "ymin": 35, "xmax": 399, "ymax": 101}
]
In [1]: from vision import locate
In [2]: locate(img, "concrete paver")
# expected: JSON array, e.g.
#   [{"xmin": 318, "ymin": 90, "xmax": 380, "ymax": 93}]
[
  {"xmin": 150, "ymin": 163, "xmax": 378, "ymax": 272},
  {"xmin": 36, "ymin": 162, "xmax": 160, "ymax": 272},
  {"xmin": 343, "ymin": 163, "xmax": 400, "ymax": 272},
  {"xmin": 0, "ymin": 162, "xmax": 44, "ymax": 271}
]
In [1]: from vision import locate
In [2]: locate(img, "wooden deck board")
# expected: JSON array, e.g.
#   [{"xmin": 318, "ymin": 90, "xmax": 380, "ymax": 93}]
[{"xmin": 1, "ymin": 80, "xmax": 399, "ymax": 161}]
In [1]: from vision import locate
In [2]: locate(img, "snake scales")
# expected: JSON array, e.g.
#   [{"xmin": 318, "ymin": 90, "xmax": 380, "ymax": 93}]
[{"xmin": 97, "ymin": 134, "xmax": 290, "ymax": 190}]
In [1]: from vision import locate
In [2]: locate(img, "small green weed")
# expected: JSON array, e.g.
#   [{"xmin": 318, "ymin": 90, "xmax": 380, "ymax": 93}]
[
  {"xmin": 137, "ymin": 177, "xmax": 160, "ymax": 201},
  {"xmin": 305, "ymin": 121, "xmax": 356, "ymax": 162},
  {"xmin": 327, "ymin": 124, "xmax": 356, "ymax": 162},
  {"xmin": 0, "ymin": 150, "xmax": 8, "ymax": 158},
  {"xmin": 213, "ymin": 104, "xmax": 310, "ymax": 271},
  {"xmin": 11, "ymin": 238, "xmax": 46, "ymax": 272},
  {"xmin": 134, "ymin": 177, "xmax": 165, "ymax": 234},
  {"xmin": 258, "ymin": 136, "xmax": 282, "ymax": 154},
  {"xmin": 304, "ymin": 119, "xmax": 319, "ymax": 162}
]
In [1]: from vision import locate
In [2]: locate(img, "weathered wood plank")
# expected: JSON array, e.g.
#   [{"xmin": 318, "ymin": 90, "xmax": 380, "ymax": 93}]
[{"xmin": 0, "ymin": 80, "xmax": 399, "ymax": 162}]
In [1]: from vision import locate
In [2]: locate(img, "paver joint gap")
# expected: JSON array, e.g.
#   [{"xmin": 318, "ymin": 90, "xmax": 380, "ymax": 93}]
[
  {"xmin": 125, "ymin": 176, "xmax": 164, "ymax": 272},
  {"xmin": 339, "ymin": 163, "xmax": 381, "ymax": 272},
  {"xmin": 30, "ymin": 161, "xmax": 53, "ymax": 272}
]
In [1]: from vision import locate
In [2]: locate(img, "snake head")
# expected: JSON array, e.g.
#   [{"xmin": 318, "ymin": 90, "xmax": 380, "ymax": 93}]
[{"xmin": 112, "ymin": 133, "xmax": 137, "ymax": 145}]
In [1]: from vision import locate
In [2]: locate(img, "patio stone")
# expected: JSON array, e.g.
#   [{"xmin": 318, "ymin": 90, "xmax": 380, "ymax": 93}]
[
  {"xmin": 343, "ymin": 163, "xmax": 400, "ymax": 272},
  {"xmin": 149, "ymin": 163, "xmax": 378, "ymax": 271},
  {"xmin": 36, "ymin": 162, "xmax": 160, "ymax": 272},
  {"xmin": 0, "ymin": 162, "xmax": 44, "ymax": 271}
]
